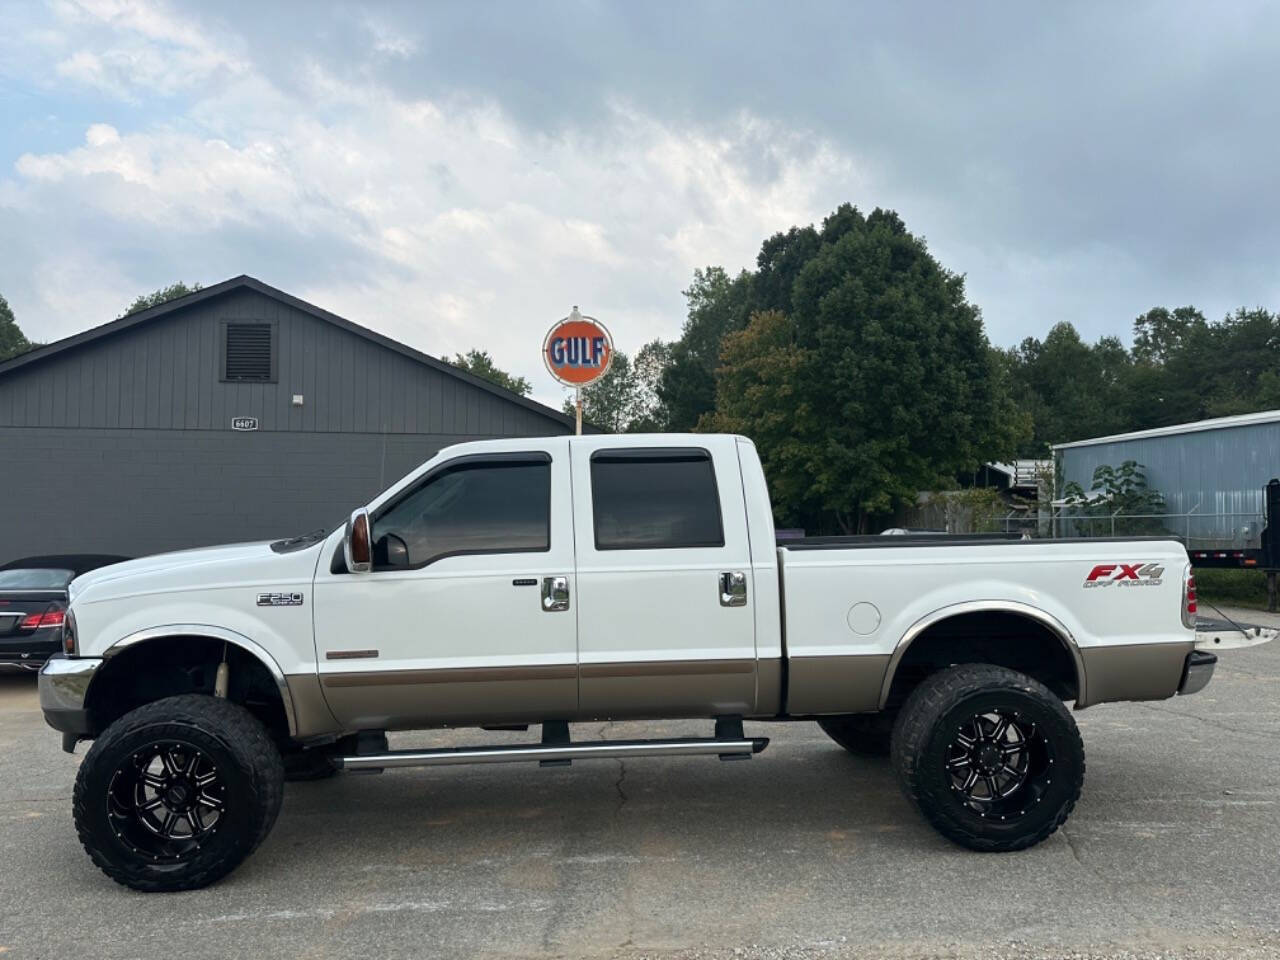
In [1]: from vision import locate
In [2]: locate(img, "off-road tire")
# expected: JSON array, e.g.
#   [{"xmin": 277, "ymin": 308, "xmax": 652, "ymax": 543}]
[
  {"xmin": 73, "ymin": 694, "xmax": 285, "ymax": 892},
  {"xmin": 891, "ymin": 664, "xmax": 1085, "ymax": 852},
  {"xmin": 282, "ymin": 746, "xmax": 339, "ymax": 782},
  {"xmin": 817, "ymin": 712, "xmax": 894, "ymax": 756}
]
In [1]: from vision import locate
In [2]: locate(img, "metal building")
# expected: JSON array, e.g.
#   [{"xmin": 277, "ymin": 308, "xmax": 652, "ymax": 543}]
[
  {"xmin": 1053, "ymin": 410, "xmax": 1280, "ymax": 548},
  {"xmin": 0, "ymin": 276, "xmax": 579, "ymax": 564}
]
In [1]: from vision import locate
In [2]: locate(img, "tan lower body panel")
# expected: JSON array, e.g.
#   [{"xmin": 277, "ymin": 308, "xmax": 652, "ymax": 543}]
[
  {"xmin": 287, "ymin": 673, "xmax": 344, "ymax": 738},
  {"xmin": 578, "ymin": 658, "xmax": 756, "ymax": 720},
  {"xmin": 1079, "ymin": 641, "xmax": 1194, "ymax": 706},
  {"xmin": 785, "ymin": 654, "xmax": 890, "ymax": 715},
  {"xmin": 756, "ymin": 658, "xmax": 783, "ymax": 716},
  {"xmin": 319, "ymin": 664, "xmax": 578, "ymax": 730},
  {"xmin": 308, "ymin": 657, "xmax": 779, "ymax": 731}
]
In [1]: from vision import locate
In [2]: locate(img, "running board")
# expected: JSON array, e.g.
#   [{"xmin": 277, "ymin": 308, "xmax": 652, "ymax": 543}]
[{"xmin": 338, "ymin": 736, "xmax": 769, "ymax": 772}]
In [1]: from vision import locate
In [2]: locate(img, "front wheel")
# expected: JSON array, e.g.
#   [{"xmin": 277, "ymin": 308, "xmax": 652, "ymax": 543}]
[
  {"xmin": 73, "ymin": 694, "xmax": 285, "ymax": 891},
  {"xmin": 891, "ymin": 664, "xmax": 1085, "ymax": 852}
]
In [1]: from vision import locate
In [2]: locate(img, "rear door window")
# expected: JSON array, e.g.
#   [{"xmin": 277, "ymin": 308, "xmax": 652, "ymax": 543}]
[{"xmin": 589, "ymin": 449, "xmax": 724, "ymax": 550}]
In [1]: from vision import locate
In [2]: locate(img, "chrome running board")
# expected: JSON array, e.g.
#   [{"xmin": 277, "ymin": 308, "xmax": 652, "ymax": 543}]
[{"xmin": 338, "ymin": 736, "xmax": 769, "ymax": 772}]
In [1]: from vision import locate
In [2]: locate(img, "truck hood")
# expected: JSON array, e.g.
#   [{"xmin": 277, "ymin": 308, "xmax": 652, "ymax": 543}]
[{"xmin": 69, "ymin": 541, "xmax": 303, "ymax": 603}]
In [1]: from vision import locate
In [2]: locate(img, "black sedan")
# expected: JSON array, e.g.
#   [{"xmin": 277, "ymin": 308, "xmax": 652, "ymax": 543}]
[{"xmin": 0, "ymin": 555, "xmax": 127, "ymax": 673}]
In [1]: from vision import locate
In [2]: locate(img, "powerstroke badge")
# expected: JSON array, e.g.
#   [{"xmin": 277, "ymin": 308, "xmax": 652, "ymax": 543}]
[
  {"xmin": 257, "ymin": 592, "xmax": 304, "ymax": 607},
  {"xmin": 1083, "ymin": 563, "xmax": 1165, "ymax": 589}
]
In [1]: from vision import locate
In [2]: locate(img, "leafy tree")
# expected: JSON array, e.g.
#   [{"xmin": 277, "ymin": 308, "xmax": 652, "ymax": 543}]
[
  {"xmin": 123, "ymin": 281, "xmax": 203, "ymax": 317},
  {"xmin": 1061, "ymin": 460, "xmax": 1166, "ymax": 536},
  {"xmin": 450, "ymin": 349, "xmax": 532, "ymax": 396},
  {"xmin": 700, "ymin": 310, "xmax": 822, "ymax": 525},
  {"xmin": 785, "ymin": 206, "xmax": 1024, "ymax": 532},
  {"xmin": 657, "ymin": 267, "xmax": 754, "ymax": 430},
  {"xmin": 564, "ymin": 350, "xmax": 637, "ymax": 432},
  {"xmin": 628, "ymin": 339, "xmax": 673, "ymax": 431},
  {"xmin": 1004, "ymin": 323, "xmax": 1133, "ymax": 455},
  {"xmin": 562, "ymin": 342, "xmax": 676, "ymax": 433},
  {"xmin": 0, "ymin": 293, "xmax": 34, "ymax": 361},
  {"xmin": 703, "ymin": 205, "xmax": 1026, "ymax": 534}
]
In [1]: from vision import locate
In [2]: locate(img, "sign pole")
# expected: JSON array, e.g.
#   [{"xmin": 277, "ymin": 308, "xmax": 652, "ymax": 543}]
[{"xmin": 575, "ymin": 387, "xmax": 582, "ymax": 436}]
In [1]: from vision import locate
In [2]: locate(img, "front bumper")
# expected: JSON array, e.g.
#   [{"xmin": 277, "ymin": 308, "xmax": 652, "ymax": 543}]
[
  {"xmin": 1178, "ymin": 650, "xmax": 1217, "ymax": 696},
  {"xmin": 38, "ymin": 654, "xmax": 103, "ymax": 735}
]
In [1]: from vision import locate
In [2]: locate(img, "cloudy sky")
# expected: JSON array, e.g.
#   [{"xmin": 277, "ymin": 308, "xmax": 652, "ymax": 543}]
[{"xmin": 2, "ymin": 1, "xmax": 1277, "ymax": 405}]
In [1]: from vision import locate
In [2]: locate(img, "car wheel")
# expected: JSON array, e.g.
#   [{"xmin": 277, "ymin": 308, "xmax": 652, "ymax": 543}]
[
  {"xmin": 891, "ymin": 664, "xmax": 1085, "ymax": 852},
  {"xmin": 73, "ymin": 694, "xmax": 284, "ymax": 891}
]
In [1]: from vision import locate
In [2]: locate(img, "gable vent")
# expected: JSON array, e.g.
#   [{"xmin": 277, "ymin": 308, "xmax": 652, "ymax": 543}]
[{"xmin": 224, "ymin": 323, "xmax": 273, "ymax": 381}]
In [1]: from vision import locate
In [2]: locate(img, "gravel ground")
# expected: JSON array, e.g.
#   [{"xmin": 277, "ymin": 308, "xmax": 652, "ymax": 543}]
[{"xmin": 0, "ymin": 619, "xmax": 1277, "ymax": 959}]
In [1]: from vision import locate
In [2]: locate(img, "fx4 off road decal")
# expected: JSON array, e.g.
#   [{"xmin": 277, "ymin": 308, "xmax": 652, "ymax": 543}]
[{"xmin": 1083, "ymin": 563, "xmax": 1165, "ymax": 588}]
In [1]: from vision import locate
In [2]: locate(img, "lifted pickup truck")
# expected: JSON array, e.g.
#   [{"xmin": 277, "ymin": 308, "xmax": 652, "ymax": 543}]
[{"xmin": 41, "ymin": 433, "xmax": 1219, "ymax": 891}]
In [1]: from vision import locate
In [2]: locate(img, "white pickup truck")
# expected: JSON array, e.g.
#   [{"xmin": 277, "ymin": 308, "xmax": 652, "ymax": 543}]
[{"xmin": 40, "ymin": 433, "xmax": 1219, "ymax": 891}]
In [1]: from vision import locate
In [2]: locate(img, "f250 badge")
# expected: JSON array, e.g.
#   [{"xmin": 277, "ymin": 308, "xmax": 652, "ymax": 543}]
[
  {"xmin": 1083, "ymin": 563, "xmax": 1164, "ymax": 589},
  {"xmin": 257, "ymin": 592, "xmax": 304, "ymax": 607}
]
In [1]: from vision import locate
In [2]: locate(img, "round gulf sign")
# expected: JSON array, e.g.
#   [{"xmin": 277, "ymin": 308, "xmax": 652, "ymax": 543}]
[{"xmin": 543, "ymin": 307, "xmax": 613, "ymax": 387}]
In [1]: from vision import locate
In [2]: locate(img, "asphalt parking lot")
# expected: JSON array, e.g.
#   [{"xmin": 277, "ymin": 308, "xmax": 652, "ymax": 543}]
[{"xmin": 1, "ymin": 613, "xmax": 1278, "ymax": 960}]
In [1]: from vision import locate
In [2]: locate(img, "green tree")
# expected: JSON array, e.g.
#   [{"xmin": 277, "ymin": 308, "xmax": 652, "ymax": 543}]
[
  {"xmin": 700, "ymin": 310, "xmax": 822, "ymax": 525},
  {"xmin": 450, "ymin": 349, "xmax": 532, "ymax": 396},
  {"xmin": 1004, "ymin": 323, "xmax": 1133, "ymax": 454},
  {"xmin": 563, "ymin": 350, "xmax": 638, "ymax": 432},
  {"xmin": 0, "ymin": 293, "xmax": 34, "ymax": 361},
  {"xmin": 1061, "ymin": 460, "xmax": 1166, "ymax": 536},
  {"xmin": 785, "ymin": 206, "xmax": 1024, "ymax": 532},
  {"xmin": 628, "ymin": 339, "xmax": 673, "ymax": 431},
  {"xmin": 123, "ymin": 281, "xmax": 203, "ymax": 316},
  {"xmin": 563, "ymin": 343, "xmax": 675, "ymax": 433},
  {"xmin": 657, "ymin": 267, "xmax": 754, "ymax": 430},
  {"xmin": 704, "ymin": 205, "xmax": 1026, "ymax": 534}
]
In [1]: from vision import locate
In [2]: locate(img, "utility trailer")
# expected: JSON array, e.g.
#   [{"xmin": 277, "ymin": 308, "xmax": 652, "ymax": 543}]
[{"xmin": 1187, "ymin": 478, "xmax": 1280, "ymax": 611}]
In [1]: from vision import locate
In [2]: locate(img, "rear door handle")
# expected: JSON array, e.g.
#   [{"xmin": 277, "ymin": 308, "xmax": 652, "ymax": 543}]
[
  {"xmin": 542, "ymin": 576, "xmax": 570, "ymax": 612},
  {"xmin": 719, "ymin": 571, "xmax": 747, "ymax": 607}
]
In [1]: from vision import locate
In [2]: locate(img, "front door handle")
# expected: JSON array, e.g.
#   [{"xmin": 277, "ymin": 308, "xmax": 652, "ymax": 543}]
[
  {"xmin": 542, "ymin": 576, "xmax": 570, "ymax": 612},
  {"xmin": 719, "ymin": 571, "xmax": 747, "ymax": 607}
]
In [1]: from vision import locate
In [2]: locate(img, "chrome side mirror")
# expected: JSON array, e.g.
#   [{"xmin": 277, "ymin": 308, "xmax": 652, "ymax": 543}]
[{"xmin": 344, "ymin": 508, "xmax": 372, "ymax": 574}]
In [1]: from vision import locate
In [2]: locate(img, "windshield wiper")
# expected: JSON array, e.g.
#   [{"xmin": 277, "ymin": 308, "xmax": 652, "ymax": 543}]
[{"xmin": 270, "ymin": 529, "xmax": 328, "ymax": 553}]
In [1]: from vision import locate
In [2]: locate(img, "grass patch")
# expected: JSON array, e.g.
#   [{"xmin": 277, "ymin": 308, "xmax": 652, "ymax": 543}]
[{"xmin": 1194, "ymin": 568, "xmax": 1273, "ymax": 610}]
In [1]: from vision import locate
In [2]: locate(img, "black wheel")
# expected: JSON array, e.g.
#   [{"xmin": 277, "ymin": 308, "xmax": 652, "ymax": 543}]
[
  {"xmin": 282, "ymin": 745, "xmax": 339, "ymax": 782},
  {"xmin": 891, "ymin": 664, "xmax": 1084, "ymax": 852},
  {"xmin": 817, "ymin": 712, "xmax": 894, "ymax": 756},
  {"xmin": 73, "ymin": 694, "xmax": 284, "ymax": 892}
]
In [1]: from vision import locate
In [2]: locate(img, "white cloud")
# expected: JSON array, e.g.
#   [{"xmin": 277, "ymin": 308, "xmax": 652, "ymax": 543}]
[
  {"xmin": 49, "ymin": 0, "xmax": 245, "ymax": 99},
  {"xmin": 6, "ymin": 42, "xmax": 859, "ymax": 404}
]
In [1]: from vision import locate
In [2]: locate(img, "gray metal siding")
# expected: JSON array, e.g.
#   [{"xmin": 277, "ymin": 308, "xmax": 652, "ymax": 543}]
[
  {"xmin": 1059, "ymin": 421, "xmax": 1280, "ymax": 543},
  {"xmin": 0, "ymin": 427, "xmax": 524, "ymax": 561},
  {"xmin": 0, "ymin": 286, "xmax": 572, "ymax": 563},
  {"xmin": 0, "ymin": 288, "xmax": 563, "ymax": 436}
]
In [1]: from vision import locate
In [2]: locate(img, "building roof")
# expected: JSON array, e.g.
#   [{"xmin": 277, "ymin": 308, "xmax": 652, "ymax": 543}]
[
  {"xmin": 1052, "ymin": 409, "xmax": 1280, "ymax": 451},
  {"xmin": 0, "ymin": 275, "xmax": 581, "ymax": 431}
]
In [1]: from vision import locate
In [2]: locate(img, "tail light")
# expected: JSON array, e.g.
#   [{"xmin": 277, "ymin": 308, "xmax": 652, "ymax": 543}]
[
  {"xmin": 1181, "ymin": 569, "xmax": 1197, "ymax": 629},
  {"xmin": 63, "ymin": 608, "xmax": 78, "ymax": 655},
  {"xmin": 20, "ymin": 607, "xmax": 65, "ymax": 631}
]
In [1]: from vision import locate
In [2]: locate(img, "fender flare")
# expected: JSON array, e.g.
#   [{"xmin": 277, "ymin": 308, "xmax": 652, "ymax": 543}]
[
  {"xmin": 878, "ymin": 600, "xmax": 1087, "ymax": 709},
  {"xmin": 103, "ymin": 623, "xmax": 298, "ymax": 736}
]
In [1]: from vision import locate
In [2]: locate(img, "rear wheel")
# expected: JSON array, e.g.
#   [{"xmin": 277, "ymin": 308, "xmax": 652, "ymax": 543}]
[
  {"xmin": 891, "ymin": 664, "xmax": 1084, "ymax": 852},
  {"xmin": 817, "ymin": 712, "xmax": 894, "ymax": 756},
  {"xmin": 73, "ymin": 694, "xmax": 284, "ymax": 891}
]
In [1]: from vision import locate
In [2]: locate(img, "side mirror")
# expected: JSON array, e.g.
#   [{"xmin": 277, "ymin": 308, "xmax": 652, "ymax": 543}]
[{"xmin": 344, "ymin": 508, "xmax": 372, "ymax": 574}]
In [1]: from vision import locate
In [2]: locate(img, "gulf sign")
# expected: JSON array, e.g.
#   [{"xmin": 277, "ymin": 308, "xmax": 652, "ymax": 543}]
[{"xmin": 543, "ymin": 309, "xmax": 613, "ymax": 387}]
